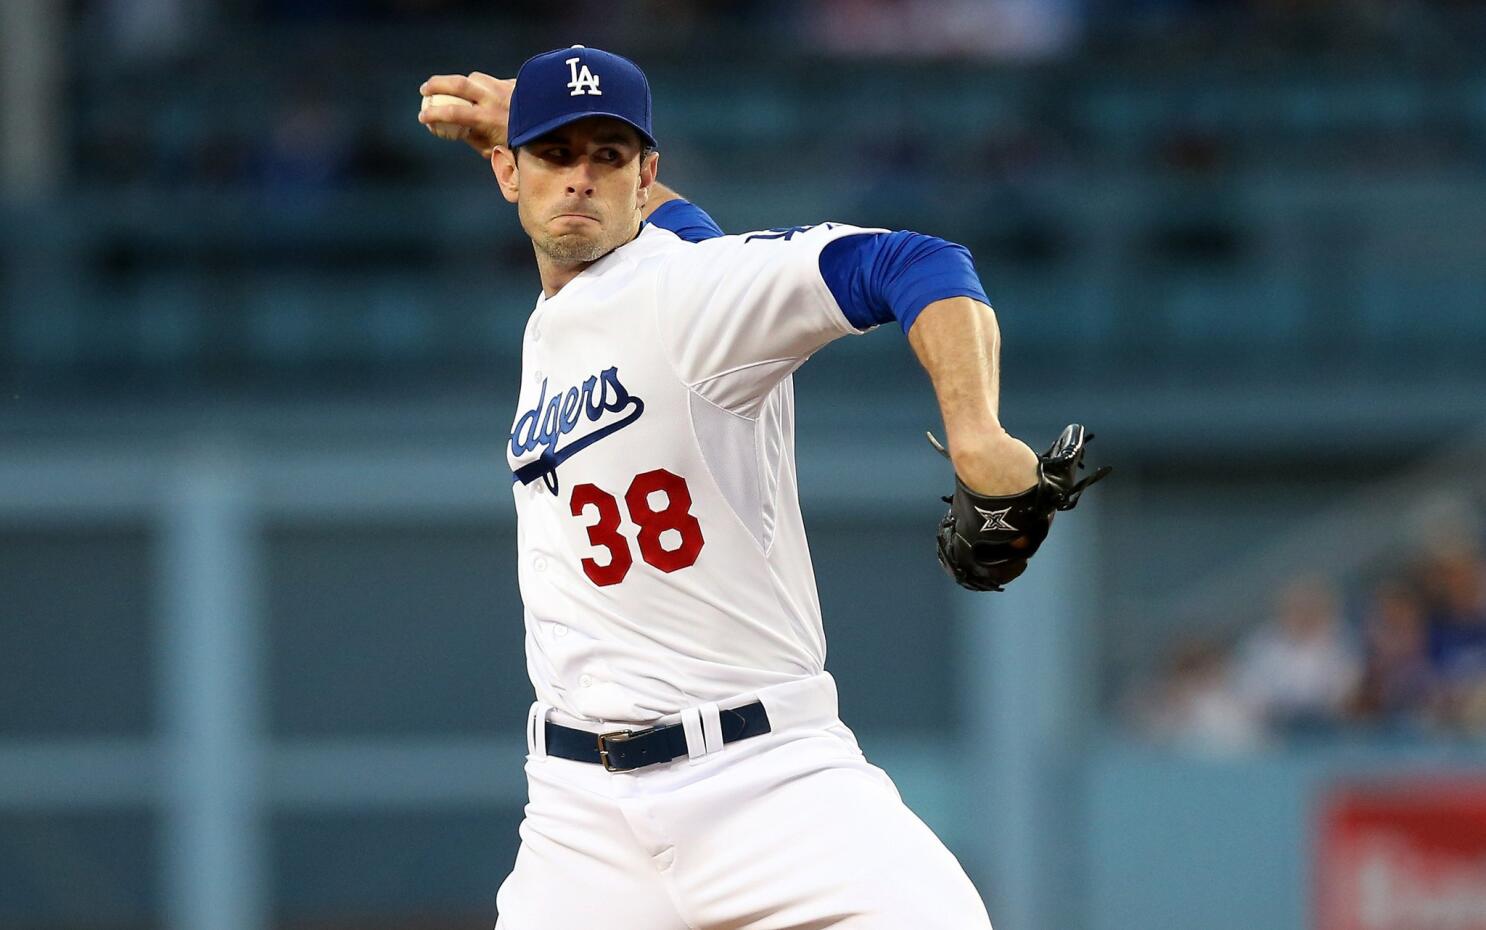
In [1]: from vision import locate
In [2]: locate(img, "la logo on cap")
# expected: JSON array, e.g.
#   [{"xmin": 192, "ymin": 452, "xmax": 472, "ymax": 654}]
[{"xmin": 565, "ymin": 46, "xmax": 601, "ymax": 97}]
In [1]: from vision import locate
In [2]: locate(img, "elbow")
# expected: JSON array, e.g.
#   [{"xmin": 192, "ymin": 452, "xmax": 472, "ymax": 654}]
[{"xmin": 906, "ymin": 295, "xmax": 996, "ymax": 341}]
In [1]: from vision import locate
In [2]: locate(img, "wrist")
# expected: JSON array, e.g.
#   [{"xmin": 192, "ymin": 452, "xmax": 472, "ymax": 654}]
[
  {"xmin": 949, "ymin": 430, "xmax": 1039, "ymax": 497},
  {"xmin": 944, "ymin": 420, "xmax": 1008, "ymax": 467}
]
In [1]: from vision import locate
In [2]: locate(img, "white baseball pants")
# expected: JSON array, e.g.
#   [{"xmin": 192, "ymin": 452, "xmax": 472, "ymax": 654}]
[{"xmin": 493, "ymin": 673, "xmax": 993, "ymax": 929}]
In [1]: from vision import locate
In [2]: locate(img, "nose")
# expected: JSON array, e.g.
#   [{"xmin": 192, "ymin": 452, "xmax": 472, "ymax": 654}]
[{"xmin": 565, "ymin": 159, "xmax": 597, "ymax": 197}]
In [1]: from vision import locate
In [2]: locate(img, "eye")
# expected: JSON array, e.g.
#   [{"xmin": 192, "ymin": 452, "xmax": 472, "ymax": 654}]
[{"xmin": 597, "ymin": 147, "xmax": 621, "ymax": 163}]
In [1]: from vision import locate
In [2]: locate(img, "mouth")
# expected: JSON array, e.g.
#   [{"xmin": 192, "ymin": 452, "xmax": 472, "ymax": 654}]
[{"xmin": 552, "ymin": 213, "xmax": 599, "ymax": 223}]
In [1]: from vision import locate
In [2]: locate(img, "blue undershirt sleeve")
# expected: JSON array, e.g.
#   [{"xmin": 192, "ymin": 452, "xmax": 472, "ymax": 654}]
[
  {"xmin": 647, "ymin": 199, "xmax": 725, "ymax": 242},
  {"xmin": 817, "ymin": 231, "xmax": 990, "ymax": 334}
]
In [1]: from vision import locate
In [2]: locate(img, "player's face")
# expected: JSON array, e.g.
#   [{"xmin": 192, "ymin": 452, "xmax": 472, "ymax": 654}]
[{"xmin": 492, "ymin": 117, "xmax": 658, "ymax": 265}]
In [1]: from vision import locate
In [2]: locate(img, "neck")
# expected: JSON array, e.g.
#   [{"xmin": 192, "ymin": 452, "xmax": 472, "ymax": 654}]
[
  {"xmin": 536, "ymin": 251, "xmax": 595, "ymax": 298},
  {"xmin": 536, "ymin": 216, "xmax": 644, "ymax": 298}
]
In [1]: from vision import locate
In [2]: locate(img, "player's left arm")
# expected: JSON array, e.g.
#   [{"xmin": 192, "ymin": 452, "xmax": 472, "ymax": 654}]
[
  {"xmin": 817, "ymin": 232, "xmax": 1038, "ymax": 494},
  {"xmin": 828, "ymin": 233, "xmax": 1109, "ymax": 590},
  {"xmin": 905, "ymin": 297, "xmax": 1038, "ymax": 495},
  {"xmin": 417, "ymin": 72, "xmax": 716, "ymax": 231}
]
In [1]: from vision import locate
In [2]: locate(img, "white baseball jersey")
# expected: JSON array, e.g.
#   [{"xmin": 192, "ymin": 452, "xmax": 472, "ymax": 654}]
[{"xmin": 506, "ymin": 220, "xmax": 883, "ymax": 723}]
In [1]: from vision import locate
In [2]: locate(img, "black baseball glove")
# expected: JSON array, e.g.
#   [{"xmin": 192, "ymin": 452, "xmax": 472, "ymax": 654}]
[{"xmin": 930, "ymin": 424, "xmax": 1111, "ymax": 592}]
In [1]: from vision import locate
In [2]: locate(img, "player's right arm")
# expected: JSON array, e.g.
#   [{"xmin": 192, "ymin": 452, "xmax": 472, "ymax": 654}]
[{"xmin": 417, "ymin": 72, "xmax": 709, "ymax": 228}]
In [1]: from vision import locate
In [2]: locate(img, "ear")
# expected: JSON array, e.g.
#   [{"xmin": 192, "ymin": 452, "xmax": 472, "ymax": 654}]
[
  {"xmin": 637, "ymin": 149, "xmax": 659, "ymax": 207},
  {"xmin": 492, "ymin": 146, "xmax": 519, "ymax": 204}
]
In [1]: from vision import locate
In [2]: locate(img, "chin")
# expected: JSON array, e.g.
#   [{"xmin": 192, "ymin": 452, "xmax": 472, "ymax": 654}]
[{"xmin": 541, "ymin": 231, "xmax": 609, "ymax": 264}]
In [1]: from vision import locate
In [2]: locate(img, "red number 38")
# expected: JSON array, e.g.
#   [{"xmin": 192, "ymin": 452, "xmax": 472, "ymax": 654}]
[{"xmin": 568, "ymin": 469, "xmax": 705, "ymax": 586}]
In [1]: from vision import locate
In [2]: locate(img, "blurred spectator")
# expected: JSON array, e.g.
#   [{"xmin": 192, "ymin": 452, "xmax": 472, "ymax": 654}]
[
  {"xmin": 1419, "ymin": 542, "xmax": 1486, "ymax": 730},
  {"xmin": 1132, "ymin": 508, "xmax": 1486, "ymax": 745},
  {"xmin": 1132, "ymin": 636, "xmax": 1265, "ymax": 754},
  {"xmin": 1423, "ymin": 542, "xmax": 1486, "ymax": 670},
  {"xmin": 1233, "ymin": 575, "xmax": 1361, "ymax": 734},
  {"xmin": 1351, "ymin": 579, "xmax": 1436, "ymax": 728}
]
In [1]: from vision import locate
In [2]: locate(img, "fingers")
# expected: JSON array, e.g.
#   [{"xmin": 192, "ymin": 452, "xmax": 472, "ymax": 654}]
[
  {"xmin": 466, "ymin": 71, "xmax": 515, "ymax": 100},
  {"xmin": 419, "ymin": 74, "xmax": 480, "ymax": 101},
  {"xmin": 418, "ymin": 104, "xmax": 486, "ymax": 127},
  {"xmin": 418, "ymin": 72, "xmax": 512, "ymax": 151},
  {"xmin": 420, "ymin": 72, "xmax": 514, "ymax": 103}
]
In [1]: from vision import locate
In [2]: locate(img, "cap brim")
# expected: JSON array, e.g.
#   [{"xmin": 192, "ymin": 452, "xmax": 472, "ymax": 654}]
[{"xmin": 507, "ymin": 111, "xmax": 657, "ymax": 150}]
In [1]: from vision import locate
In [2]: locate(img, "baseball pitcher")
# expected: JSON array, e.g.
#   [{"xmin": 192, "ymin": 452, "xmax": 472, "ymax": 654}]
[{"xmin": 418, "ymin": 45, "xmax": 1108, "ymax": 929}]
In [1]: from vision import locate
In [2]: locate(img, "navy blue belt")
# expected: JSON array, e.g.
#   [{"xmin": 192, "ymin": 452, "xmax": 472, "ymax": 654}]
[{"xmin": 544, "ymin": 701, "xmax": 772, "ymax": 772}]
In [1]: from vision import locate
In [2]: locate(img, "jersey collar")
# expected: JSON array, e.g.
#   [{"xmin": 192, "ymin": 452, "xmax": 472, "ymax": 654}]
[{"xmin": 534, "ymin": 223, "xmax": 668, "ymax": 307}]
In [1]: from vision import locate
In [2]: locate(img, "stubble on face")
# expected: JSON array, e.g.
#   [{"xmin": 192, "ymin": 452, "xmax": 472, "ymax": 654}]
[{"xmin": 529, "ymin": 224, "xmax": 612, "ymax": 265}]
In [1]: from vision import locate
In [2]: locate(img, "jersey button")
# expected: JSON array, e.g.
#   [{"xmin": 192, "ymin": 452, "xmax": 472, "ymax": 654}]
[
  {"xmin": 579, "ymin": 674, "xmax": 594, "ymax": 688},
  {"xmin": 532, "ymin": 555, "xmax": 548, "ymax": 572},
  {"xmin": 552, "ymin": 623, "xmax": 568, "ymax": 638}
]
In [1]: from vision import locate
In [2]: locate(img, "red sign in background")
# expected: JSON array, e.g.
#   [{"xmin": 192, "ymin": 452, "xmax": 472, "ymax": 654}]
[{"xmin": 1317, "ymin": 780, "xmax": 1486, "ymax": 930}]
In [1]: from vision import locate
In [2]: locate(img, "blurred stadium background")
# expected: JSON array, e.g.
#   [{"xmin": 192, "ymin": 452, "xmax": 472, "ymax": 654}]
[{"xmin": 3, "ymin": 1, "xmax": 1486, "ymax": 929}]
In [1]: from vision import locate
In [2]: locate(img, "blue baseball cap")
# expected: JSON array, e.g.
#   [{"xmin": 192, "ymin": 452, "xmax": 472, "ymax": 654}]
[{"xmin": 507, "ymin": 45, "xmax": 656, "ymax": 150}]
